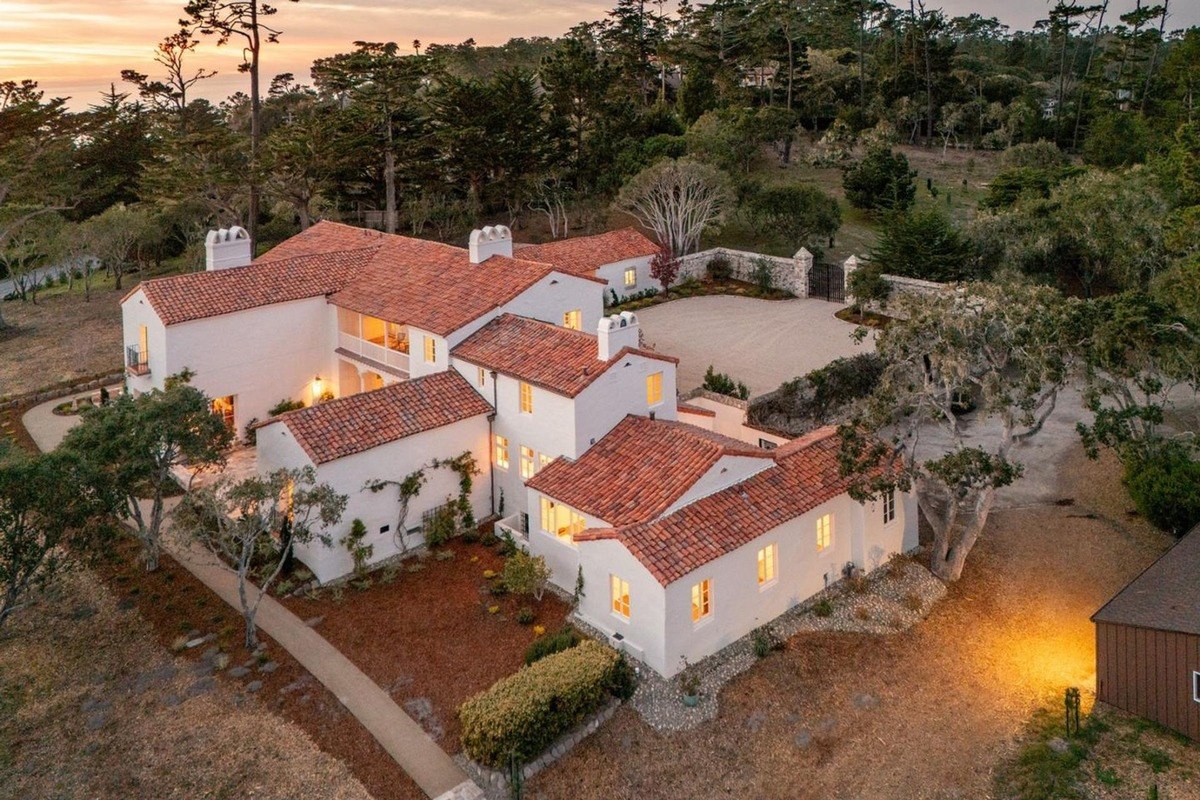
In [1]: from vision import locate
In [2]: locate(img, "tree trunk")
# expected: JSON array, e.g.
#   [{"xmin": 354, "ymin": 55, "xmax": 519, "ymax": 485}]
[
  {"xmin": 247, "ymin": 3, "xmax": 262, "ymax": 255},
  {"xmin": 922, "ymin": 481, "xmax": 996, "ymax": 582},
  {"xmin": 384, "ymin": 121, "xmax": 397, "ymax": 235}
]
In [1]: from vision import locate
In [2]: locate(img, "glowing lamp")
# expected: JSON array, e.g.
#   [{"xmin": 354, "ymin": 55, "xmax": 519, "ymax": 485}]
[{"xmin": 311, "ymin": 375, "xmax": 324, "ymax": 399}]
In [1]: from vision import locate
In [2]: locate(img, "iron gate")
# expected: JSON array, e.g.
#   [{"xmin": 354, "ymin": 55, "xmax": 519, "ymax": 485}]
[{"xmin": 807, "ymin": 262, "xmax": 846, "ymax": 302}]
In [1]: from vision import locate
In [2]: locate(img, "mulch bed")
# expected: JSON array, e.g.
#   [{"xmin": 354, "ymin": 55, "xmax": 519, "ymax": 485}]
[
  {"xmin": 281, "ymin": 538, "xmax": 573, "ymax": 753},
  {"xmin": 0, "ymin": 403, "xmax": 39, "ymax": 454},
  {"xmin": 93, "ymin": 537, "xmax": 425, "ymax": 800},
  {"xmin": 834, "ymin": 306, "xmax": 891, "ymax": 328}
]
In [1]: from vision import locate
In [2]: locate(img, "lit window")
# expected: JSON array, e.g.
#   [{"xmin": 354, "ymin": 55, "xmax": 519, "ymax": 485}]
[
  {"xmin": 519, "ymin": 381, "xmax": 533, "ymax": 413},
  {"xmin": 646, "ymin": 371, "xmax": 663, "ymax": 406},
  {"xmin": 210, "ymin": 395, "xmax": 236, "ymax": 430},
  {"xmin": 520, "ymin": 445, "xmax": 537, "ymax": 479},
  {"xmin": 493, "ymin": 434, "xmax": 509, "ymax": 470},
  {"xmin": 691, "ymin": 579, "xmax": 712, "ymax": 623},
  {"xmin": 611, "ymin": 575, "xmax": 631, "ymax": 619},
  {"xmin": 540, "ymin": 497, "xmax": 585, "ymax": 541},
  {"xmin": 624, "ymin": 268, "xmax": 636, "ymax": 287},
  {"xmin": 477, "ymin": 366, "xmax": 485, "ymax": 387},
  {"xmin": 539, "ymin": 453, "xmax": 553, "ymax": 469},
  {"xmin": 757, "ymin": 544, "xmax": 777, "ymax": 587},
  {"xmin": 563, "ymin": 309, "xmax": 582, "ymax": 330},
  {"xmin": 883, "ymin": 489, "xmax": 896, "ymax": 524},
  {"xmin": 816, "ymin": 513, "xmax": 833, "ymax": 552},
  {"xmin": 423, "ymin": 336, "xmax": 437, "ymax": 364}
]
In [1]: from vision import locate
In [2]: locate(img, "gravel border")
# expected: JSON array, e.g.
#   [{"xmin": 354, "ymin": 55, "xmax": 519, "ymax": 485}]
[{"xmin": 574, "ymin": 556, "xmax": 946, "ymax": 733}]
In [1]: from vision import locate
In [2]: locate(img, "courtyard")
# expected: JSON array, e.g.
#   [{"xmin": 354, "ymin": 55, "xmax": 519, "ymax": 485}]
[{"xmin": 636, "ymin": 295, "xmax": 871, "ymax": 396}]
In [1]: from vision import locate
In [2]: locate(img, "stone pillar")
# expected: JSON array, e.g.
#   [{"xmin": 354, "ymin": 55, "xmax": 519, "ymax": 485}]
[
  {"xmin": 794, "ymin": 247, "xmax": 813, "ymax": 298},
  {"xmin": 843, "ymin": 255, "xmax": 859, "ymax": 301}
]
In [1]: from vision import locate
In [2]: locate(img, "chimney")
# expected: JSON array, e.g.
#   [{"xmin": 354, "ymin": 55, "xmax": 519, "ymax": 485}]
[
  {"xmin": 597, "ymin": 311, "xmax": 639, "ymax": 361},
  {"xmin": 205, "ymin": 226, "xmax": 252, "ymax": 271},
  {"xmin": 468, "ymin": 225, "xmax": 513, "ymax": 264}
]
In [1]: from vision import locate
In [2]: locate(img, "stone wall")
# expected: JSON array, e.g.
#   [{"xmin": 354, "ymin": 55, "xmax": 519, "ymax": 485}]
[
  {"xmin": 0, "ymin": 371, "xmax": 125, "ymax": 412},
  {"xmin": 881, "ymin": 273, "xmax": 947, "ymax": 298},
  {"xmin": 677, "ymin": 247, "xmax": 813, "ymax": 297}
]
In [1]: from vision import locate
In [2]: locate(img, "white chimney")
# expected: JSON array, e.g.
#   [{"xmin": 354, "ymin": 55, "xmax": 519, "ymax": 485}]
[
  {"xmin": 205, "ymin": 226, "xmax": 252, "ymax": 271},
  {"xmin": 597, "ymin": 311, "xmax": 639, "ymax": 361},
  {"xmin": 468, "ymin": 225, "xmax": 513, "ymax": 264}
]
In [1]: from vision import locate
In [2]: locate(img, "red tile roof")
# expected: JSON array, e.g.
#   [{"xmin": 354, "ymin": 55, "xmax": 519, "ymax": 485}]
[
  {"xmin": 264, "ymin": 371, "xmax": 492, "ymax": 464},
  {"xmin": 515, "ymin": 228, "xmax": 660, "ymax": 278},
  {"xmin": 575, "ymin": 427, "xmax": 862, "ymax": 585},
  {"xmin": 451, "ymin": 314, "xmax": 677, "ymax": 398},
  {"xmin": 677, "ymin": 402, "xmax": 717, "ymax": 418},
  {"xmin": 127, "ymin": 221, "xmax": 604, "ymax": 335},
  {"xmin": 526, "ymin": 416, "xmax": 772, "ymax": 527}
]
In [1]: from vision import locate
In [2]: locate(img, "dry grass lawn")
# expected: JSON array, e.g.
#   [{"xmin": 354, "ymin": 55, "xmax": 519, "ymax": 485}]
[
  {"xmin": 528, "ymin": 447, "xmax": 1196, "ymax": 800},
  {"xmin": 0, "ymin": 567, "xmax": 372, "ymax": 800}
]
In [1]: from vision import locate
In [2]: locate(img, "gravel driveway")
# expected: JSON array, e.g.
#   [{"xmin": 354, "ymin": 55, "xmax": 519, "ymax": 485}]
[{"xmin": 636, "ymin": 296, "xmax": 872, "ymax": 396}]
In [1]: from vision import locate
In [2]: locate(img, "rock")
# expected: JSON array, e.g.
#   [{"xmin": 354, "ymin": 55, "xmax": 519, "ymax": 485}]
[
  {"xmin": 213, "ymin": 654, "xmax": 230, "ymax": 671},
  {"xmin": 304, "ymin": 616, "xmax": 325, "ymax": 628},
  {"xmin": 185, "ymin": 677, "xmax": 215, "ymax": 698},
  {"xmin": 84, "ymin": 711, "xmax": 109, "ymax": 731},
  {"xmin": 228, "ymin": 666, "xmax": 251, "ymax": 678},
  {"xmin": 1048, "ymin": 737, "xmax": 1070, "ymax": 754},
  {"xmin": 189, "ymin": 661, "xmax": 215, "ymax": 678},
  {"xmin": 245, "ymin": 680, "xmax": 263, "ymax": 693},
  {"xmin": 184, "ymin": 637, "xmax": 206, "ymax": 649},
  {"xmin": 815, "ymin": 716, "xmax": 837, "ymax": 735},
  {"xmin": 794, "ymin": 730, "xmax": 812, "ymax": 749},
  {"xmin": 257, "ymin": 660, "xmax": 278, "ymax": 674},
  {"xmin": 185, "ymin": 629, "xmax": 201, "ymax": 639},
  {"xmin": 162, "ymin": 694, "xmax": 182, "ymax": 708},
  {"xmin": 79, "ymin": 698, "xmax": 111, "ymax": 714},
  {"xmin": 201, "ymin": 646, "xmax": 221, "ymax": 662},
  {"xmin": 133, "ymin": 665, "xmax": 178, "ymax": 693}
]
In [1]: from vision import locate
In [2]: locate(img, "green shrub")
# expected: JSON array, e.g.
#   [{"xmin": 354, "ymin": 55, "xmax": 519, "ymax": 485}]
[
  {"xmin": 751, "ymin": 257, "xmax": 775, "ymax": 293},
  {"xmin": 1124, "ymin": 442, "xmax": 1200, "ymax": 536},
  {"xmin": 706, "ymin": 254, "xmax": 733, "ymax": 281},
  {"xmin": 608, "ymin": 652, "xmax": 637, "ymax": 700},
  {"xmin": 524, "ymin": 627, "xmax": 581, "ymax": 665},
  {"xmin": 339, "ymin": 518, "xmax": 373, "ymax": 576},
  {"xmin": 703, "ymin": 365, "xmax": 749, "ymax": 400},
  {"xmin": 502, "ymin": 550, "xmax": 551, "ymax": 600},
  {"xmin": 424, "ymin": 500, "xmax": 458, "ymax": 546},
  {"xmin": 268, "ymin": 398, "xmax": 305, "ymax": 416},
  {"xmin": 516, "ymin": 606, "xmax": 535, "ymax": 625},
  {"xmin": 812, "ymin": 598, "xmax": 834, "ymax": 617},
  {"xmin": 459, "ymin": 640, "xmax": 621, "ymax": 768}
]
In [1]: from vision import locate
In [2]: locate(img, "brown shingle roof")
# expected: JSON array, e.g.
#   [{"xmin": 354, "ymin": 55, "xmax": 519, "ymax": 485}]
[
  {"xmin": 515, "ymin": 228, "xmax": 660, "ymax": 277},
  {"xmin": 266, "ymin": 371, "xmax": 492, "ymax": 464},
  {"xmin": 451, "ymin": 314, "xmax": 677, "ymax": 398},
  {"xmin": 526, "ymin": 416, "xmax": 772, "ymax": 527},
  {"xmin": 127, "ymin": 221, "xmax": 604, "ymax": 334},
  {"xmin": 1092, "ymin": 526, "xmax": 1200, "ymax": 636},
  {"xmin": 575, "ymin": 427, "xmax": 859, "ymax": 585}
]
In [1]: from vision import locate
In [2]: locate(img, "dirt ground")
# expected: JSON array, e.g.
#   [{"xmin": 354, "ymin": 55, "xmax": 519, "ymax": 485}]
[
  {"xmin": 282, "ymin": 538, "xmax": 572, "ymax": 753},
  {"xmin": 0, "ymin": 566, "xmax": 373, "ymax": 800},
  {"xmin": 527, "ymin": 447, "xmax": 1190, "ymax": 800}
]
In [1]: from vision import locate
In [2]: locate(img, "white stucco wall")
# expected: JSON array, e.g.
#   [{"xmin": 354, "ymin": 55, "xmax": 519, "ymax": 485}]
[
  {"xmin": 596, "ymin": 255, "xmax": 654, "ymax": 302},
  {"xmin": 122, "ymin": 295, "xmax": 335, "ymax": 438},
  {"xmin": 660, "ymin": 454, "xmax": 775, "ymax": 517},
  {"xmin": 575, "ymin": 537, "xmax": 667, "ymax": 670},
  {"xmin": 569, "ymin": 353, "xmax": 678, "ymax": 454},
  {"xmin": 120, "ymin": 288, "xmax": 169, "ymax": 397},
  {"xmin": 256, "ymin": 415, "xmax": 492, "ymax": 584},
  {"xmin": 524, "ymin": 489, "xmax": 611, "ymax": 593},
  {"xmin": 683, "ymin": 394, "xmax": 789, "ymax": 448}
]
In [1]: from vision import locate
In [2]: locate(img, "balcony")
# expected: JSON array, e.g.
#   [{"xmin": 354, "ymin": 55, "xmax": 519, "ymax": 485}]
[
  {"xmin": 494, "ymin": 513, "xmax": 529, "ymax": 547},
  {"xmin": 126, "ymin": 345, "xmax": 150, "ymax": 376},
  {"xmin": 336, "ymin": 331, "xmax": 410, "ymax": 375}
]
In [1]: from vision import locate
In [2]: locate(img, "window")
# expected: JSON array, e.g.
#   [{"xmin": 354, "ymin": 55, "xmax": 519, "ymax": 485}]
[
  {"xmin": 883, "ymin": 489, "xmax": 896, "ymax": 524},
  {"xmin": 563, "ymin": 309, "xmax": 582, "ymax": 330},
  {"xmin": 539, "ymin": 453, "xmax": 553, "ymax": 469},
  {"xmin": 210, "ymin": 395, "xmax": 235, "ymax": 431},
  {"xmin": 476, "ymin": 366, "xmax": 486, "ymax": 387},
  {"xmin": 757, "ymin": 544, "xmax": 777, "ymax": 587},
  {"xmin": 539, "ymin": 496, "xmax": 585, "ymax": 541},
  {"xmin": 758, "ymin": 438, "xmax": 778, "ymax": 450},
  {"xmin": 611, "ymin": 575, "xmax": 631, "ymax": 619},
  {"xmin": 519, "ymin": 381, "xmax": 533, "ymax": 413},
  {"xmin": 520, "ymin": 445, "xmax": 537, "ymax": 479},
  {"xmin": 816, "ymin": 513, "xmax": 833, "ymax": 552},
  {"xmin": 646, "ymin": 371, "xmax": 663, "ymax": 406},
  {"xmin": 1194, "ymin": 671, "xmax": 1200, "ymax": 704},
  {"xmin": 493, "ymin": 434, "xmax": 509, "ymax": 470},
  {"xmin": 623, "ymin": 267, "xmax": 636, "ymax": 287},
  {"xmin": 423, "ymin": 335, "xmax": 437, "ymax": 364},
  {"xmin": 138, "ymin": 325, "xmax": 148, "ymax": 360},
  {"xmin": 691, "ymin": 579, "xmax": 712, "ymax": 623}
]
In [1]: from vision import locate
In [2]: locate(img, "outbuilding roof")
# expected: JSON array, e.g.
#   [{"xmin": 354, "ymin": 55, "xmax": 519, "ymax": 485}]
[
  {"xmin": 1092, "ymin": 526, "xmax": 1200, "ymax": 636},
  {"xmin": 526, "ymin": 415, "xmax": 772, "ymax": 527},
  {"xmin": 262, "ymin": 371, "xmax": 492, "ymax": 464},
  {"xmin": 515, "ymin": 228, "xmax": 659, "ymax": 278},
  {"xmin": 451, "ymin": 314, "xmax": 676, "ymax": 398},
  {"xmin": 126, "ymin": 221, "xmax": 604, "ymax": 335},
  {"xmin": 575, "ymin": 427, "xmax": 860, "ymax": 585}
]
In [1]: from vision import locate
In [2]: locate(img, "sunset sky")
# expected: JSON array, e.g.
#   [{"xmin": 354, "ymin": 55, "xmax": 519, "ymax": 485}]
[{"xmin": 2, "ymin": 0, "xmax": 1197, "ymax": 107}]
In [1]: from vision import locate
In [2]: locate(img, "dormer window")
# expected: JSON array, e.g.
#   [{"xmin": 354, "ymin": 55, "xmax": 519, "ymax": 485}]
[
  {"xmin": 563, "ymin": 309, "xmax": 582, "ymax": 330},
  {"xmin": 423, "ymin": 336, "xmax": 437, "ymax": 364}
]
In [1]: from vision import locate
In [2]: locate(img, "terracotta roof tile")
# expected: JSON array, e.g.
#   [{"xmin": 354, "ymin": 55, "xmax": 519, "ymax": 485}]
[
  {"xmin": 128, "ymin": 220, "xmax": 604, "ymax": 335},
  {"xmin": 526, "ymin": 416, "xmax": 772, "ymax": 526},
  {"xmin": 451, "ymin": 314, "xmax": 677, "ymax": 398},
  {"xmin": 677, "ymin": 402, "xmax": 717, "ymax": 418},
  {"xmin": 265, "ymin": 371, "xmax": 492, "ymax": 464},
  {"xmin": 575, "ymin": 427, "xmax": 862, "ymax": 585},
  {"xmin": 515, "ymin": 228, "xmax": 660, "ymax": 277}
]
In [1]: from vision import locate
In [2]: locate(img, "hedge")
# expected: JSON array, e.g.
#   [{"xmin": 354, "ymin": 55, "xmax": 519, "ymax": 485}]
[{"xmin": 458, "ymin": 639, "xmax": 621, "ymax": 768}]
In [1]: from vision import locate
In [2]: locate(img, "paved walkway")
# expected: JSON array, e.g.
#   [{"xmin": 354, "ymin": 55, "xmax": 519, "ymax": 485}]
[{"xmin": 22, "ymin": 391, "xmax": 482, "ymax": 800}]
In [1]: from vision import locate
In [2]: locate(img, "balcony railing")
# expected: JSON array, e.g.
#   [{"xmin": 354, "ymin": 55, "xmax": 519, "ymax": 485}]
[
  {"xmin": 126, "ymin": 345, "xmax": 150, "ymax": 376},
  {"xmin": 494, "ymin": 513, "xmax": 529, "ymax": 546},
  {"xmin": 337, "ymin": 331, "xmax": 410, "ymax": 374}
]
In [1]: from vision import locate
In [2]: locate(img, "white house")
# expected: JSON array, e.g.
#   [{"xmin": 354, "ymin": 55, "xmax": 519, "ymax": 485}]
[
  {"xmin": 122, "ymin": 219, "xmax": 917, "ymax": 678},
  {"xmin": 526, "ymin": 421, "xmax": 918, "ymax": 677},
  {"xmin": 516, "ymin": 227, "xmax": 661, "ymax": 302}
]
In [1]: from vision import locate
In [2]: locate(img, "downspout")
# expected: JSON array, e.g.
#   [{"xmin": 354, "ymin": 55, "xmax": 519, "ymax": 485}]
[{"xmin": 488, "ymin": 369, "xmax": 499, "ymax": 518}]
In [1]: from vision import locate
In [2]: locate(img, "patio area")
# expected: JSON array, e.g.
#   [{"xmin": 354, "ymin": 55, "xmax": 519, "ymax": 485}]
[{"xmin": 636, "ymin": 295, "xmax": 873, "ymax": 396}]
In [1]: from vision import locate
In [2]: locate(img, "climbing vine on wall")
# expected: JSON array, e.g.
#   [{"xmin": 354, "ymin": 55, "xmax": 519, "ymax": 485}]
[{"xmin": 363, "ymin": 451, "xmax": 480, "ymax": 553}]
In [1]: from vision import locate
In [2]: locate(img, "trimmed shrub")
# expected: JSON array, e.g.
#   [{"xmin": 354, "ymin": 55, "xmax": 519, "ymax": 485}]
[
  {"xmin": 608, "ymin": 652, "xmax": 637, "ymax": 700},
  {"xmin": 459, "ymin": 639, "xmax": 621, "ymax": 768},
  {"xmin": 524, "ymin": 626, "xmax": 581, "ymax": 665}
]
